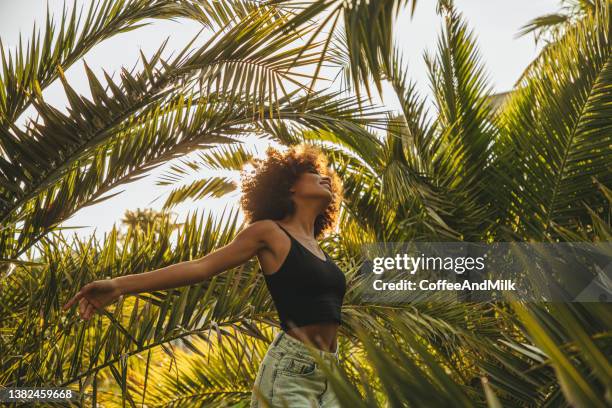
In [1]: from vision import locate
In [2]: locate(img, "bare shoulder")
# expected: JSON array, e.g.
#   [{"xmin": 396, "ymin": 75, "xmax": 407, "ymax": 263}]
[
  {"xmin": 246, "ymin": 220, "xmax": 288, "ymax": 274},
  {"xmin": 239, "ymin": 220, "xmax": 280, "ymax": 245},
  {"xmin": 243, "ymin": 219, "xmax": 278, "ymax": 234}
]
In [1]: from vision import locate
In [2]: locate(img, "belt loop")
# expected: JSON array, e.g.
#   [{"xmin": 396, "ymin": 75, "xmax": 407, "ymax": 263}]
[{"xmin": 273, "ymin": 331, "xmax": 284, "ymax": 346}]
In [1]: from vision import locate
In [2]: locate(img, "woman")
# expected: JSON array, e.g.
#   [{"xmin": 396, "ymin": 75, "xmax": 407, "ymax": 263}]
[{"xmin": 62, "ymin": 143, "xmax": 347, "ymax": 408}]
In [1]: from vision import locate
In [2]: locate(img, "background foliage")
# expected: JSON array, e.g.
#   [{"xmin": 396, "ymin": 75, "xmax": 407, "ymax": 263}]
[{"xmin": 1, "ymin": 0, "xmax": 610, "ymax": 406}]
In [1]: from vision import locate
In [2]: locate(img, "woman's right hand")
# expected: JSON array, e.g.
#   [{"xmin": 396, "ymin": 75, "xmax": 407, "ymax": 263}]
[{"xmin": 62, "ymin": 279, "xmax": 123, "ymax": 321}]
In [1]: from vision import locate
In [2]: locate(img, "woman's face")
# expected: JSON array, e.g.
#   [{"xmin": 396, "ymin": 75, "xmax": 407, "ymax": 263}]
[{"xmin": 290, "ymin": 165, "xmax": 333, "ymax": 203}]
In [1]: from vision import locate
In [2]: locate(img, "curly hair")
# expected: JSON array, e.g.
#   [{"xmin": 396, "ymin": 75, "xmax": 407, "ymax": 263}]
[{"xmin": 239, "ymin": 143, "xmax": 343, "ymax": 238}]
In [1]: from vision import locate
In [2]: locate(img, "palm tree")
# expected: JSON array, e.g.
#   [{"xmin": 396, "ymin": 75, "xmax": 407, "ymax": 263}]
[
  {"xmin": 118, "ymin": 207, "xmax": 181, "ymax": 242},
  {"xmin": 1, "ymin": 0, "xmax": 610, "ymax": 407}
]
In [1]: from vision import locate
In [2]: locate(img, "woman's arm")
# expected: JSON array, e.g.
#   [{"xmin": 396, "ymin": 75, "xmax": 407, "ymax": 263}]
[
  {"xmin": 62, "ymin": 220, "xmax": 273, "ymax": 320},
  {"xmin": 113, "ymin": 221, "xmax": 270, "ymax": 295}
]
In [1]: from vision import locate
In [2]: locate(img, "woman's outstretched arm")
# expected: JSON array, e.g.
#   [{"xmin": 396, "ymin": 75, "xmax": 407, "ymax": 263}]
[
  {"xmin": 62, "ymin": 220, "xmax": 272, "ymax": 320},
  {"xmin": 114, "ymin": 221, "xmax": 269, "ymax": 295}
]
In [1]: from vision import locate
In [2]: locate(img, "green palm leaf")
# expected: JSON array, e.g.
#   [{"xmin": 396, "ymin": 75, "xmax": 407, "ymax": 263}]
[
  {"xmin": 0, "ymin": 0, "xmax": 189, "ymax": 126},
  {"xmin": 493, "ymin": 0, "xmax": 611, "ymax": 240},
  {"xmin": 151, "ymin": 143, "xmax": 256, "ymax": 209}
]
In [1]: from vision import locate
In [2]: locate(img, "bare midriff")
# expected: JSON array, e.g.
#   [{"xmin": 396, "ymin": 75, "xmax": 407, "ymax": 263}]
[{"xmin": 285, "ymin": 321, "xmax": 339, "ymax": 352}]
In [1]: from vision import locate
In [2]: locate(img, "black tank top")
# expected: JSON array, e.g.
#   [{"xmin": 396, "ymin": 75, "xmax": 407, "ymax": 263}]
[{"xmin": 263, "ymin": 222, "xmax": 347, "ymax": 332}]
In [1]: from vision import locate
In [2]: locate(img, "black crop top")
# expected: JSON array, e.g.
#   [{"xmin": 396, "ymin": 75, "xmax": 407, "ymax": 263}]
[{"xmin": 263, "ymin": 222, "xmax": 347, "ymax": 332}]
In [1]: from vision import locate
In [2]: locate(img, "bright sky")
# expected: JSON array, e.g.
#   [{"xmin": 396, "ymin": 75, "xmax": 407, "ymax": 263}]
[{"xmin": 0, "ymin": 0, "xmax": 560, "ymax": 245}]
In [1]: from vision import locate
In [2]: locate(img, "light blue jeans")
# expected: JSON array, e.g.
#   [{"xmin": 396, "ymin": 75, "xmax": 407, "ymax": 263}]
[{"xmin": 249, "ymin": 330, "xmax": 342, "ymax": 408}]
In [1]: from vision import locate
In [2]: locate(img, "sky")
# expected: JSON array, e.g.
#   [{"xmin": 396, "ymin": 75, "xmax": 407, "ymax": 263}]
[{"xmin": 0, "ymin": 0, "xmax": 561, "ymax": 245}]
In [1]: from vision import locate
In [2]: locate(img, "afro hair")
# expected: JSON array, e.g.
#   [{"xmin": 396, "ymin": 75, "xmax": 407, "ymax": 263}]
[{"xmin": 239, "ymin": 143, "xmax": 343, "ymax": 238}]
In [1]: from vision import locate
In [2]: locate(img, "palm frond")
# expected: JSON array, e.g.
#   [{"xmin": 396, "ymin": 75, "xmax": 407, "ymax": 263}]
[
  {"xmin": 279, "ymin": 0, "xmax": 418, "ymax": 103},
  {"xmin": 0, "ymin": 0, "xmax": 188, "ymax": 126},
  {"xmin": 0, "ymin": 207, "xmax": 272, "ymax": 390},
  {"xmin": 160, "ymin": 177, "xmax": 238, "ymax": 211},
  {"xmin": 152, "ymin": 143, "xmax": 255, "ymax": 210},
  {"xmin": 515, "ymin": 0, "xmax": 600, "ymax": 45},
  {"xmin": 493, "ymin": 1, "xmax": 611, "ymax": 240},
  {"xmin": 510, "ymin": 301, "xmax": 612, "ymax": 407},
  {"xmin": 513, "ymin": 0, "xmax": 610, "ymax": 88},
  {"xmin": 0, "ymin": 8, "xmax": 352, "ymax": 258},
  {"xmin": 372, "ymin": 2, "xmax": 500, "ymax": 242},
  {"xmin": 113, "ymin": 327, "xmax": 269, "ymax": 407}
]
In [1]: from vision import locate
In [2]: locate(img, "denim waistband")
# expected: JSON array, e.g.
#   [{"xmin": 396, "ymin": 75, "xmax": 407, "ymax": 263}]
[{"xmin": 272, "ymin": 331, "xmax": 339, "ymax": 361}]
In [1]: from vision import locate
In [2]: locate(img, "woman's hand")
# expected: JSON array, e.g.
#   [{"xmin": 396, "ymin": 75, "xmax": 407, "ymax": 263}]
[{"xmin": 62, "ymin": 279, "xmax": 123, "ymax": 321}]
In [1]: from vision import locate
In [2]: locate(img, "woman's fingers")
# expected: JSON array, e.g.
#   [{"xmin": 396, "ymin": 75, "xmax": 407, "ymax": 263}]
[
  {"xmin": 62, "ymin": 290, "xmax": 84, "ymax": 311},
  {"xmin": 84, "ymin": 303, "xmax": 95, "ymax": 320},
  {"xmin": 79, "ymin": 297, "xmax": 88, "ymax": 317},
  {"xmin": 63, "ymin": 282, "xmax": 95, "ymax": 311},
  {"xmin": 63, "ymin": 282, "xmax": 114, "ymax": 321}
]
